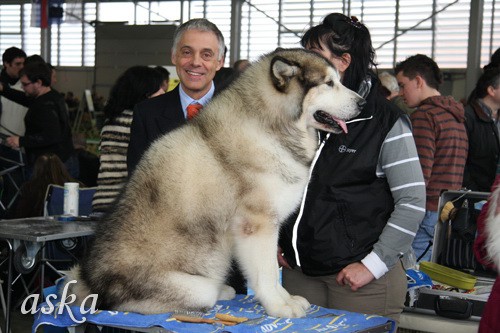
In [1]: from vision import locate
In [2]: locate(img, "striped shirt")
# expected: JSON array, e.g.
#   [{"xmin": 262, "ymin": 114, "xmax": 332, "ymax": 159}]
[
  {"xmin": 92, "ymin": 109, "xmax": 133, "ymax": 213},
  {"xmin": 365, "ymin": 116, "xmax": 426, "ymax": 277},
  {"xmin": 410, "ymin": 95, "xmax": 468, "ymax": 211}
]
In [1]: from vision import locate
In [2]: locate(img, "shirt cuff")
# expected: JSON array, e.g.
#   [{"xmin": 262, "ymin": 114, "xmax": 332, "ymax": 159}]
[{"xmin": 361, "ymin": 252, "xmax": 389, "ymax": 279}]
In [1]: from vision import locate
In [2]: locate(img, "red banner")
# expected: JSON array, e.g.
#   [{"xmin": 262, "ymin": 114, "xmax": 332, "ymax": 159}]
[{"xmin": 40, "ymin": 0, "xmax": 48, "ymax": 28}]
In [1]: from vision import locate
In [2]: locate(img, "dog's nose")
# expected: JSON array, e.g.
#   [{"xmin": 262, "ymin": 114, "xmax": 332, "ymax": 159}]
[{"xmin": 357, "ymin": 99, "xmax": 366, "ymax": 109}]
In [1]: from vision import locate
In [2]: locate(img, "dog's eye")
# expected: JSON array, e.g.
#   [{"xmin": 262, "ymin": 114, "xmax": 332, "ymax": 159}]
[{"xmin": 325, "ymin": 80, "xmax": 334, "ymax": 87}]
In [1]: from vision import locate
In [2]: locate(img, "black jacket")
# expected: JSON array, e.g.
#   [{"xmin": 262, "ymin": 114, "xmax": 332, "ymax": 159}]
[
  {"xmin": 20, "ymin": 90, "xmax": 74, "ymax": 165},
  {"xmin": 127, "ymin": 83, "xmax": 228, "ymax": 174},
  {"xmin": 279, "ymin": 83, "xmax": 404, "ymax": 276},
  {"xmin": 127, "ymin": 86, "xmax": 186, "ymax": 174},
  {"xmin": 463, "ymin": 101, "xmax": 500, "ymax": 192}
]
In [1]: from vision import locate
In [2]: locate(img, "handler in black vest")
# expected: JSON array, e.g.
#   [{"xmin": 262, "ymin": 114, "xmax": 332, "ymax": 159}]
[{"xmin": 278, "ymin": 13, "xmax": 426, "ymax": 327}]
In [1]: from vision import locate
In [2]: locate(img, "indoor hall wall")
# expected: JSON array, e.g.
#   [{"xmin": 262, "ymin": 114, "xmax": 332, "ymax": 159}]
[{"xmin": 52, "ymin": 67, "xmax": 469, "ymax": 111}]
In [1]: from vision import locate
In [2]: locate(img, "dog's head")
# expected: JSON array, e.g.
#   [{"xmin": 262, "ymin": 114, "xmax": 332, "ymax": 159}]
[{"xmin": 269, "ymin": 48, "xmax": 364, "ymax": 134}]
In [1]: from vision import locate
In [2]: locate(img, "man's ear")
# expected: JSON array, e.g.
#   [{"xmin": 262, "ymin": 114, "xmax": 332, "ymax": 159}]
[
  {"xmin": 216, "ymin": 56, "xmax": 223, "ymax": 71},
  {"xmin": 270, "ymin": 56, "xmax": 300, "ymax": 92},
  {"xmin": 415, "ymin": 75, "xmax": 425, "ymax": 89}
]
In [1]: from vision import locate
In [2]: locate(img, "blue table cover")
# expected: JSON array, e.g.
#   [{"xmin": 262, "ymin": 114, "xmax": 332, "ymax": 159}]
[{"xmin": 33, "ymin": 294, "xmax": 395, "ymax": 333}]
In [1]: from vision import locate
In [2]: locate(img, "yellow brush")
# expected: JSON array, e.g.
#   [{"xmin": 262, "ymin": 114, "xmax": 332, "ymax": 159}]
[
  {"xmin": 439, "ymin": 190, "xmax": 471, "ymax": 223},
  {"xmin": 439, "ymin": 201, "xmax": 456, "ymax": 223}
]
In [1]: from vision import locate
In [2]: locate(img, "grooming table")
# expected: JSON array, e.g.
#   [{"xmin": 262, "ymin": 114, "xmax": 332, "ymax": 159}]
[
  {"xmin": 33, "ymin": 294, "xmax": 395, "ymax": 333},
  {"xmin": 0, "ymin": 217, "xmax": 95, "ymax": 333}
]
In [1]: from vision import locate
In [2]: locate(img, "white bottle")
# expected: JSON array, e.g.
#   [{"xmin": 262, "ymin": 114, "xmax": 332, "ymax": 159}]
[{"xmin": 63, "ymin": 182, "xmax": 79, "ymax": 216}]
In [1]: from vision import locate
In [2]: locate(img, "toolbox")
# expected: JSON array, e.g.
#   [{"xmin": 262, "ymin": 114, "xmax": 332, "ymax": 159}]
[{"xmin": 404, "ymin": 190, "xmax": 496, "ymax": 321}]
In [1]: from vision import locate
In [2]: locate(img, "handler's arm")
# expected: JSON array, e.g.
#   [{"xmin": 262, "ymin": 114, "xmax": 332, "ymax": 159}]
[
  {"xmin": 0, "ymin": 84, "xmax": 33, "ymax": 107},
  {"xmin": 361, "ymin": 117, "xmax": 426, "ymax": 279}
]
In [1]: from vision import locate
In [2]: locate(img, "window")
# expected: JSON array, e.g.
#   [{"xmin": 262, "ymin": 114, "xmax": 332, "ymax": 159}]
[
  {"xmin": 0, "ymin": 0, "xmax": 498, "ymax": 69},
  {"xmin": 0, "ymin": 5, "xmax": 23, "ymax": 51}
]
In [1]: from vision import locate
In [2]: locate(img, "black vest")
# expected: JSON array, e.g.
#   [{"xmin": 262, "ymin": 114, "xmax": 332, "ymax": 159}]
[{"xmin": 279, "ymin": 89, "xmax": 405, "ymax": 276}]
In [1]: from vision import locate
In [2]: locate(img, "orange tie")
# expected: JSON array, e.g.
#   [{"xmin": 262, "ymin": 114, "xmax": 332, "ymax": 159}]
[{"xmin": 186, "ymin": 102, "xmax": 203, "ymax": 120}]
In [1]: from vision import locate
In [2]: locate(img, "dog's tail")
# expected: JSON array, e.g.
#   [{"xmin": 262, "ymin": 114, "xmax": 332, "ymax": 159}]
[{"xmin": 61, "ymin": 265, "xmax": 92, "ymax": 305}]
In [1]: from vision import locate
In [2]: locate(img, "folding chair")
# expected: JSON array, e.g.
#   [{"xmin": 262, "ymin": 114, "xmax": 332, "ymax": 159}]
[
  {"xmin": 44, "ymin": 184, "xmax": 97, "ymax": 217},
  {"xmin": 42, "ymin": 185, "xmax": 97, "ymax": 271}
]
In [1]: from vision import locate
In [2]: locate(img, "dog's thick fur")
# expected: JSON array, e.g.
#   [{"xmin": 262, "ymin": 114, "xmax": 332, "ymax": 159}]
[{"xmin": 69, "ymin": 48, "xmax": 362, "ymax": 318}]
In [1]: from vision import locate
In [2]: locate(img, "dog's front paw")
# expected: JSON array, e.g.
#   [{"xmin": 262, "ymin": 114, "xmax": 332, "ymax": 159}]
[
  {"xmin": 218, "ymin": 285, "xmax": 236, "ymax": 300},
  {"xmin": 290, "ymin": 295, "xmax": 310, "ymax": 311},
  {"xmin": 264, "ymin": 295, "xmax": 310, "ymax": 318}
]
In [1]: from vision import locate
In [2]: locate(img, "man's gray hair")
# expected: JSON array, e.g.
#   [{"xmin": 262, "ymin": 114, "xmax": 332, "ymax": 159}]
[{"xmin": 172, "ymin": 18, "xmax": 226, "ymax": 62}]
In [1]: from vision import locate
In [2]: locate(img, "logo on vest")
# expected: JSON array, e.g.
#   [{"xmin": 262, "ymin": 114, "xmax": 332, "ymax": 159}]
[{"xmin": 338, "ymin": 145, "xmax": 356, "ymax": 154}]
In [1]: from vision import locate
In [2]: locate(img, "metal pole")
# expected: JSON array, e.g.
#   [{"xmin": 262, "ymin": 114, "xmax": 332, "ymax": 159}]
[
  {"xmin": 465, "ymin": 0, "xmax": 484, "ymax": 98},
  {"xmin": 229, "ymin": 0, "xmax": 243, "ymax": 65}
]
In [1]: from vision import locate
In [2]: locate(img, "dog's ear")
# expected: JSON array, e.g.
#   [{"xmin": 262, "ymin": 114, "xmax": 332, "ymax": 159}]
[{"xmin": 271, "ymin": 56, "xmax": 301, "ymax": 92}]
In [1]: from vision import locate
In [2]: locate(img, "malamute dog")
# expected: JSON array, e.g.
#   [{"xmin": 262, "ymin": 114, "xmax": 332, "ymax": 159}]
[{"xmin": 70, "ymin": 48, "xmax": 363, "ymax": 318}]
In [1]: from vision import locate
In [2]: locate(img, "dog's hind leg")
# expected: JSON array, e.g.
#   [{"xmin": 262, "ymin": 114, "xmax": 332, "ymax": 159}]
[
  {"xmin": 233, "ymin": 213, "xmax": 310, "ymax": 318},
  {"xmin": 117, "ymin": 272, "xmax": 233, "ymax": 314}
]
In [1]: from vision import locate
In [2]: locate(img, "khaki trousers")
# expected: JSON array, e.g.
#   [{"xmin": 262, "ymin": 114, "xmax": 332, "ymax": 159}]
[{"xmin": 282, "ymin": 261, "xmax": 407, "ymax": 325}]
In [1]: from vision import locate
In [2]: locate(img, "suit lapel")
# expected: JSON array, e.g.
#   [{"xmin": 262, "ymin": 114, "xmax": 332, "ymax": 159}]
[{"xmin": 154, "ymin": 86, "xmax": 185, "ymax": 135}]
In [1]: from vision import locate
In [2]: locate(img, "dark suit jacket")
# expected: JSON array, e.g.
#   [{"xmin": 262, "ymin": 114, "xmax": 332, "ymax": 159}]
[{"xmin": 127, "ymin": 85, "xmax": 186, "ymax": 174}]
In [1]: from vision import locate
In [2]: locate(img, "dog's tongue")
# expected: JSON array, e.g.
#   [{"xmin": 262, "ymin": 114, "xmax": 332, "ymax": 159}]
[
  {"xmin": 332, "ymin": 116, "xmax": 348, "ymax": 134},
  {"xmin": 314, "ymin": 111, "xmax": 349, "ymax": 133}
]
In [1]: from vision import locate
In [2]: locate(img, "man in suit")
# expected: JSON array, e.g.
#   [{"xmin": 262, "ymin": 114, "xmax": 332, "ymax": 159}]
[
  {"xmin": 127, "ymin": 18, "xmax": 246, "ymax": 295},
  {"xmin": 127, "ymin": 18, "xmax": 225, "ymax": 173}
]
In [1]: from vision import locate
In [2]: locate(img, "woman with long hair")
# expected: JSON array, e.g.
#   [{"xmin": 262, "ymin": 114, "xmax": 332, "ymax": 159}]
[
  {"xmin": 92, "ymin": 66, "xmax": 163, "ymax": 213},
  {"xmin": 463, "ymin": 68, "xmax": 500, "ymax": 192},
  {"xmin": 278, "ymin": 13, "xmax": 425, "ymax": 325}
]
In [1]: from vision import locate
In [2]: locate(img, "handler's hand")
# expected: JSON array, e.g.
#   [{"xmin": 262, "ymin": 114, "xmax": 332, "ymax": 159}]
[
  {"xmin": 336, "ymin": 262, "xmax": 374, "ymax": 291},
  {"xmin": 6, "ymin": 136, "xmax": 20, "ymax": 149},
  {"xmin": 277, "ymin": 246, "xmax": 291, "ymax": 269}
]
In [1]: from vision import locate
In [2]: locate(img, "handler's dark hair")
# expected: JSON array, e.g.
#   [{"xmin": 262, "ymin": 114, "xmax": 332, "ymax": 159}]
[
  {"xmin": 300, "ymin": 13, "xmax": 376, "ymax": 92},
  {"xmin": 2, "ymin": 46, "xmax": 26, "ymax": 64},
  {"xmin": 467, "ymin": 67, "xmax": 500, "ymax": 104},
  {"xmin": 13, "ymin": 153, "xmax": 82, "ymax": 218},
  {"xmin": 154, "ymin": 65, "xmax": 170, "ymax": 83},
  {"xmin": 394, "ymin": 54, "xmax": 443, "ymax": 91},
  {"xmin": 103, "ymin": 65, "xmax": 163, "ymax": 121},
  {"xmin": 19, "ymin": 61, "xmax": 52, "ymax": 86},
  {"xmin": 484, "ymin": 47, "xmax": 500, "ymax": 71},
  {"xmin": 24, "ymin": 54, "xmax": 46, "ymax": 66}
]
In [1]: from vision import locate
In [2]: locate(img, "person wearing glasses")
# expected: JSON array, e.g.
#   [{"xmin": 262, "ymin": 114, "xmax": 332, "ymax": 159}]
[
  {"xmin": 1, "ymin": 61, "xmax": 76, "ymax": 179},
  {"xmin": 278, "ymin": 13, "xmax": 426, "ymax": 325}
]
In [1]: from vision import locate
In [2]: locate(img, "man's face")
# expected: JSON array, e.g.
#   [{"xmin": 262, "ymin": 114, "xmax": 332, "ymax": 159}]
[
  {"xmin": 396, "ymin": 72, "xmax": 421, "ymax": 108},
  {"xmin": 20, "ymin": 75, "xmax": 40, "ymax": 98},
  {"xmin": 4, "ymin": 57, "xmax": 25, "ymax": 79},
  {"xmin": 171, "ymin": 29, "xmax": 223, "ymax": 99}
]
